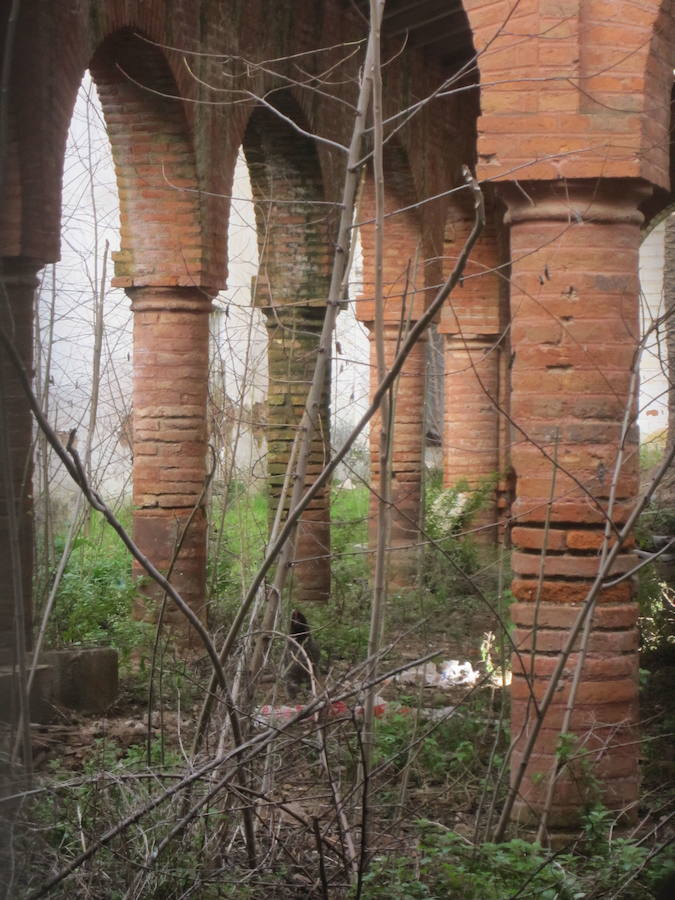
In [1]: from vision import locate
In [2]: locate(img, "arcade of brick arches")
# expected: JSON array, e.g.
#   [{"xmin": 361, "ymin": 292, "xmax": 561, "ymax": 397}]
[{"xmin": 2, "ymin": 0, "xmax": 675, "ymax": 831}]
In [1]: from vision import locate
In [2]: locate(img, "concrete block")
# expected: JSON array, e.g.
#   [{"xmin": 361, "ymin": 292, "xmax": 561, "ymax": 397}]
[
  {"xmin": 42, "ymin": 648, "xmax": 119, "ymax": 714},
  {"xmin": 0, "ymin": 663, "xmax": 55, "ymax": 724}
]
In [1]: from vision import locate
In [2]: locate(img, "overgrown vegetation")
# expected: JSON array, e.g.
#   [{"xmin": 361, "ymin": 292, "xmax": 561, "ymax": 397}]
[
  {"xmin": 41, "ymin": 510, "xmax": 153, "ymax": 667},
  {"xmin": 23, "ymin": 475, "xmax": 673, "ymax": 898},
  {"xmin": 360, "ymin": 820, "xmax": 674, "ymax": 899},
  {"xmin": 207, "ymin": 486, "xmax": 268, "ymax": 630},
  {"xmin": 13, "ymin": 51, "xmax": 675, "ymax": 894}
]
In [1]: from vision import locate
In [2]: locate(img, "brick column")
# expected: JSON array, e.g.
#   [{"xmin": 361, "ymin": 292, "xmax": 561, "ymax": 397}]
[
  {"xmin": 439, "ymin": 212, "xmax": 503, "ymax": 543},
  {"xmin": 367, "ymin": 326, "xmax": 427, "ymax": 589},
  {"xmin": 128, "ymin": 287, "xmax": 212, "ymax": 640},
  {"xmin": 263, "ymin": 303, "xmax": 330, "ymax": 604},
  {"xmin": 502, "ymin": 180, "xmax": 647, "ymax": 829},
  {"xmin": 357, "ymin": 182, "xmax": 428, "ymax": 589},
  {"xmin": 0, "ymin": 259, "xmax": 40, "ymax": 657},
  {"xmin": 441, "ymin": 337, "xmax": 500, "ymax": 541}
]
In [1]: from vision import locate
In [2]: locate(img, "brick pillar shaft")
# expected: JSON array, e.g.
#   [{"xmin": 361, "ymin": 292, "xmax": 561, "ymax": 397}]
[
  {"xmin": 442, "ymin": 336, "xmax": 500, "ymax": 541},
  {"xmin": 264, "ymin": 304, "xmax": 330, "ymax": 604},
  {"xmin": 0, "ymin": 259, "xmax": 39, "ymax": 656},
  {"xmin": 503, "ymin": 180, "xmax": 647, "ymax": 828},
  {"xmin": 440, "ymin": 212, "xmax": 503, "ymax": 542},
  {"xmin": 128, "ymin": 287, "xmax": 211, "ymax": 639},
  {"xmin": 357, "ymin": 163, "xmax": 428, "ymax": 590},
  {"xmin": 368, "ymin": 327, "xmax": 427, "ymax": 587}
]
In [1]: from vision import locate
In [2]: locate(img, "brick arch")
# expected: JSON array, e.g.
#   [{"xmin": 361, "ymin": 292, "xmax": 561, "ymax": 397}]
[
  {"xmin": 635, "ymin": 0, "xmax": 675, "ymax": 195},
  {"xmin": 358, "ymin": 139, "xmax": 427, "ymax": 324},
  {"xmin": 89, "ymin": 30, "xmax": 206, "ymax": 290},
  {"xmin": 0, "ymin": 4, "xmax": 86, "ymax": 262},
  {"xmin": 640, "ymin": 6, "xmax": 675, "ymax": 222},
  {"xmin": 0, "ymin": 3, "xmax": 215, "ymax": 267},
  {"xmin": 242, "ymin": 94, "xmax": 332, "ymax": 303}
]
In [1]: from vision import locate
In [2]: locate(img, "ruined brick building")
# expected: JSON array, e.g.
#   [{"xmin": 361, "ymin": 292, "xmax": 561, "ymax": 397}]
[{"xmin": 2, "ymin": 0, "xmax": 675, "ymax": 830}]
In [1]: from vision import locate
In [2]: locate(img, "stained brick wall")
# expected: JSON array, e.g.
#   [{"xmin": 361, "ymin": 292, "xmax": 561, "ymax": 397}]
[{"xmin": 0, "ymin": 261, "xmax": 39, "ymax": 656}]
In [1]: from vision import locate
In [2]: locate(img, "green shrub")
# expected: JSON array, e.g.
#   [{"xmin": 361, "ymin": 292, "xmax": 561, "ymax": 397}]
[
  {"xmin": 639, "ymin": 579, "xmax": 675, "ymax": 662},
  {"xmin": 423, "ymin": 475, "xmax": 497, "ymax": 596},
  {"xmin": 359, "ymin": 819, "xmax": 674, "ymax": 899},
  {"xmin": 207, "ymin": 487, "xmax": 268, "ymax": 627},
  {"xmin": 372, "ymin": 698, "xmax": 501, "ymax": 794},
  {"xmin": 640, "ymin": 431, "xmax": 666, "ymax": 472},
  {"xmin": 315, "ymin": 483, "xmax": 370, "ymax": 660},
  {"xmin": 45, "ymin": 513, "xmax": 151, "ymax": 664}
]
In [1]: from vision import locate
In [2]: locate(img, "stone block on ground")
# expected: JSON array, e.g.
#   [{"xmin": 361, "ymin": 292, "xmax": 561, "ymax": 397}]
[
  {"xmin": 0, "ymin": 663, "xmax": 55, "ymax": 724},
  {"xmin": 42, "ymin": 648, "xmax": 119, "ymax": 714}
]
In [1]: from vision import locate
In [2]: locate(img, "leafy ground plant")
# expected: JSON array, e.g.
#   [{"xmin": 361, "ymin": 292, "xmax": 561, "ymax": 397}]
[
  {"xmin": 44, "ymin": 510, "xmax": 152, "ymax": 665},
  {"xmin": 359, "ymin": 819, "xmax": 674, "ymax": 899},
  {"xmin": 207, "ymin": 486, "xmax": 268, "ymax": 629}
]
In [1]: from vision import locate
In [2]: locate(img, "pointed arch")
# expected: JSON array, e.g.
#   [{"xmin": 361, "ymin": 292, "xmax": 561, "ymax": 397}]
[
  {"xmin": 242, "ymin": 91, "xmax": 332, "ymax": 305},
  {"xmin": 89, "ymin": 30, "xmax": 206, "ymax": 290},
  {"xmin": 357, "ymin": 138, "xmax": 429, "ymax": 324}
]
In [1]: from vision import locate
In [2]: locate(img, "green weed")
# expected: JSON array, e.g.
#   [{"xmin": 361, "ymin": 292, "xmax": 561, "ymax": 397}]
[
  {"xmin": 640, "ymin": 431, "xmax": 667, "ymax": 472},
  {"xmin": 207, "ymin": 487, "xmax": 268, "ymax": 627},
  {"xmin": 372, "ymin": 698, "xmax": 500, "ymax": 794},
  {"xmin": 359, "ymin": 819, "xmax": 674, "ymax": 899},
  {"xmin": 44, "ymin": 511, "xmax": 152, "ymax": 665}
]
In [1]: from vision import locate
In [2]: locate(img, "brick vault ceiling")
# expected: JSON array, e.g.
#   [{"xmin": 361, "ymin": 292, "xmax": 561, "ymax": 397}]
[{"xmin": 354, "ymin": 0, "xmax": 474, "ymax": 66}]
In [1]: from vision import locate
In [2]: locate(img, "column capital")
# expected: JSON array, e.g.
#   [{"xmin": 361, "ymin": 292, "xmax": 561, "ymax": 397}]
[
  {"xmin": 258, "ymin": 301, "xmax": 331, "ymax": 326},
  {"xmin": 499, "ymin": 178, "xmax": 652, "ymax": 227},
  {"xmin": 126, "ymin": 285, "xmax": 214, "ymax": 314}
]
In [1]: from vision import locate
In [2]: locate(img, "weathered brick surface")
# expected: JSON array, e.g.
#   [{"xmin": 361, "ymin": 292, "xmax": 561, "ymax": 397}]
[
  {"xmin": 263, "ymin": 305, "xmax": 332, "ymax": 604},
  {"xmin": 91, "ymin": 32, "xmax": 204, "ymax": 289},
  {"xmin": 464, "ymin": 0, "xmax": 675, "ymax": 187},
  {"xmin": 357, "ymin": 144, "xmax": 432, "ymax": 326},
  {"xmin": 367, "ymin": 328, "xmax": 427, "ymax": 588},
  {"xmin": 441, "ymin": 337, "xmax": 500, "ymax": 539},
  {"xmin": 357, "ymin": 147, "xmax": 432, "ymax": 586},
  {"xmin": 128, "ymin": 287, "xmax": 211, "ymax": 640},
  {"xmin": 440, "ymin": 205, "xmax": 503, "ymax": 337},
  {"xmin": 503, "ymin": 179, "xmax": 648, "ymax": 827},
  {"xmin": 246, "ymin": 98, "xmax": 333, "ymax": 604},
  {"xmin": 0, "ymin": 260, "xmax": 39, "ymax": 653},
  {"xmin": 438, "ymin": 201, "xmax": 505, "ymax": 542}
]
